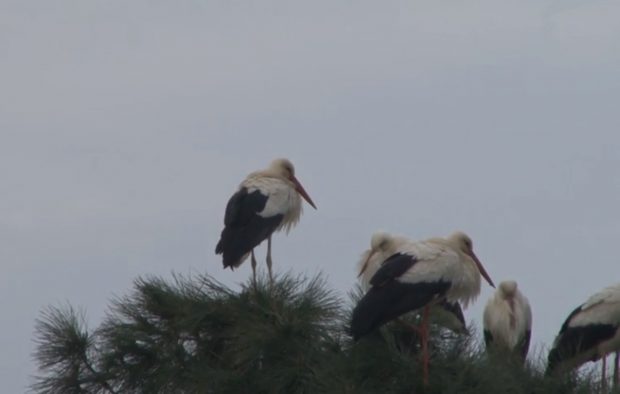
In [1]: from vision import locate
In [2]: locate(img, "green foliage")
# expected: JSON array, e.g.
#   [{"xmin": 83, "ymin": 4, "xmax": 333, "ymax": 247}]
[
  {"xmin": 32, "ymin": 272, "xmax": 604, "ymax": 394},
  {"xmin": 32, "ymin": 305, "xmax": 115, "ymax": 394}
]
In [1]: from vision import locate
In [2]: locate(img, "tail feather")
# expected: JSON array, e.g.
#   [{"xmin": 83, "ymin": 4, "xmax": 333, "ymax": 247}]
[
  {"xmin": 215, "ymin": 228, "xmax": 250, "ymax": 269},
  {"xmin": 215, "ymin": 215, "xmax": 283, "ymax": 269}
]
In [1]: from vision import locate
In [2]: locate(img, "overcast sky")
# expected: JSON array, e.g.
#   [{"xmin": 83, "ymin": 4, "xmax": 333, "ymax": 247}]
[{"xmin": 2, "ymin": 0, "xmax": 620, "ymax": 391}]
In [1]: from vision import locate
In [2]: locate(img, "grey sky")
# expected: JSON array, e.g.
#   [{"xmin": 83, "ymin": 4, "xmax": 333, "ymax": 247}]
[{"xmin": 2, "ymin": 0, "xmax": 620, "ymax": 391}]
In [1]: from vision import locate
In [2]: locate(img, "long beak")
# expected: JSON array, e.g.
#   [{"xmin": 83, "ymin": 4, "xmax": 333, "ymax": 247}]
[
  {"xmin": 358, "ymin": 251, "xmax": 375, "ymax": 278},
  {"xmin": 470, "ymin": 251, "xmax": 495, "ymax": 288},
  {"xmin": 290, "ymin": 175, "xmax": 317, "ymax": 209}
]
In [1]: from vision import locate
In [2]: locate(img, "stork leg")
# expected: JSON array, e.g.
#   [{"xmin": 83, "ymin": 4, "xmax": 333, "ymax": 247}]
[
  {"xmin": 420, "ymin": 305, "xmax": 431, "ymax": 386},
  {"xmin": 602, "ymin": 355, "xmax": 607, "ymax": 393},
  {"xmin": 266, "ymin": 235, "xmax": 274, "ymax": 284},
  {"xmin": 614, "ymin": 351, "xmax": 619, "ymax": 390},
  {"xmin": 403, "ymin": 306, "xmax": 431, "ymax": 386},
  {"xmin": 251, "ymin": 249, "xmax": 258, "ymax": 286}
]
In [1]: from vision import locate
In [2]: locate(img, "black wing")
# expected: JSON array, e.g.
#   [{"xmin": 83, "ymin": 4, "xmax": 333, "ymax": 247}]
[
  {"xmin": 222, "ymin": 187, "xmax": 267, "ymax": 227},
  {"xmin": 215, "ymin": 187, "xmax": 284, "ymax": 268},
  {"xmin": 369, "ymin": 253, "xmax": 417, "ymax": 287},
  {"xmin": 351, "ymin": 252, "xmax": 452, "ymax": 340},
  {"xmin": 547, "ymin": 323, "xmax": 617, "ymax": 374},
  {"xmin": 518, "ymin": 329, "xmax": 531, "ymax": 361},
  {"xmin": 547, "ymin": 303, "xmax": 618, "ymax": 374}
]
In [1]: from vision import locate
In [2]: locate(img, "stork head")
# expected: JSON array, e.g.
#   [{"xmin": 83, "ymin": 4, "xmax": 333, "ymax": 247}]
[
  {"xmin": 498, "ymin": 280, "xmax": 518, "ymax": 298},
  {"xmin": 449, "ymin": 231, "xmax": 495, "ymax": 288},
  {"xmin": 269, "ymin": 158, "xmax": 317, "ymax": 209},
  {"xmin": 358, "ymin": 231, "xmax": 395, "ymax": 278},
  {"xmin": 370, "ymin": 231, "xmax": 393, "ymax": 252},
  {"xmin": 270, "ymin": 158, "xmax": 296, "ymax": 178}
]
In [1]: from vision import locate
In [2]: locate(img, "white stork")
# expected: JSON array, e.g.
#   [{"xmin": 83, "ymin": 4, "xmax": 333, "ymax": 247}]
[
  {"xmin": 350, "ymin": 231, "xmax": 495, "ymax": 384},
  {"xmin": 547, "ymin": 282, "xmax": 620, "ymax": 389},
  {"xmin": 482, "ymin": 280, "xmax": 532, "ymax": 363},
  {"xmin": 356, "ymin": 232, "xmax": 467, "ymax": 334},
  {"xmin": 215, "ymin": 158, "xmax": 316, "ymax": 282}
]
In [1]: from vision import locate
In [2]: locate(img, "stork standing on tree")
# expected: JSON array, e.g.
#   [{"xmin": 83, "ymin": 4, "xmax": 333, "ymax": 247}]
[
  {"xmin": 215, "ymin": 158, "xmax": 317, "ymax": 283},
  {"xmin": 483, "ymin": 280, "xmax": 532, "ymax": 363},
  {"xmin": 547, "ymin": 282, "xmax": 620, "ymax": 391},
  {"xmin": 356, "ymin": 232, "xmax": 467, "ymax": 334},
  {"xmin": 350, "ymin": 231, "xmax": 495, "ymax": 385}
]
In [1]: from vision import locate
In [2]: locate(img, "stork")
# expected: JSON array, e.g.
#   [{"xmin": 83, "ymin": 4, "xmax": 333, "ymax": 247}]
[
  {"xmin": 350, "ymin": 231, "xmax": 495, "ymax": 384},
  {"xmin": 546, "ymin": 282, "xmax": 620, "ymax": 390},
  {"xmin": 215, "ymin": 158, "xmax": 316, "ymax": 283},
  {"xmin": 356, "ymin": 232, "xmax": 467, "ymax": 334},
  {"xmin": 483, "ymin": 280, "xmax": 532, "ymax": 363}
]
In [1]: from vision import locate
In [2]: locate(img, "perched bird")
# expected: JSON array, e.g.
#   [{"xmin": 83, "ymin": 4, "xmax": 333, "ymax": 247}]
[
  {"xmin": 355, "ymin": 232, "xmax": 408, "ymax": 290},
  {"xmin": 547, "ymin": 282, "xmax": 620, "ymax": 387},
  {"xmin": 356, "ymin": 232, "xmax": 467, "ymax": 335},
  {"xmin": 351, "ymin": 231, "xmax": 495, "ymax": 384},
  {"xmin": 483, "ymin": 280, "xmax": 532, "ymax": 362},
  {"xmin": 215, "ymin": 158, "xmax": 316, "ymax": 282}
]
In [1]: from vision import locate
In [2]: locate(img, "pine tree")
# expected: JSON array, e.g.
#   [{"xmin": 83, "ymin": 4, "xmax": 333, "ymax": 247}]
[{"xmin": 32, "ymin": 271, "xmax": 601, "ymax": 393}]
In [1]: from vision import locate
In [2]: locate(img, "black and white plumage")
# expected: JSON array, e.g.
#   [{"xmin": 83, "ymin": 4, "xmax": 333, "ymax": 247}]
[
  {"xmin": 547, "ymin": 282, "xmax": 620, "ymax": 380},
  {"xmin": 483, "ymin": 280, "xmax": 532, "ymax": 362},
  {"xmin": 351, "ymin": 231, "xmax": 494, "ymax": 340},
  {"xmin": 350, "ymin": 231, "xmax": 495, "ymax": 384},
  {"xmin": 356, "ymin": 232, "xmax": 467, "ymax": 334},
  {"xmin": 215, "ymin": 158, "xmax": 316, "ymax": 281}
]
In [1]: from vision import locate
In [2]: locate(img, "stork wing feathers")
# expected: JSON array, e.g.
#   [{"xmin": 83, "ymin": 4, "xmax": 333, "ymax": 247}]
[
  {"xmin": 547, "ymin": 323, "xmax": 618, "ymax": 373},
  {"xmin": 397, "ymin": 244, "xmax": 462, "ymax": 285},
  {"xmin": 581, "ymin": 283, "xmax": 620, "ymax": 311},
  {"xmin": 222, "ymin": 188, "xmax": 268, "ymax": 227},
  {"xmin": 369, "ymin": 253, "xmax": 417, "ymax": 287},
  {"xmin": 350, "ymin": 280, "xmax": 450, "ymax": 340},
  {"xmin": 548, "ymin": 285, "xmax": 620, "ymax": 374},
  {"xmin": 216, "ymin": 187, "xmax": 284, "ymax": 268},
  {"xmin": 568, "ymin": 287, "xmax": 620, "ymax": 328},
  {"xmin": 558, "ymin": 305, "xmax": 583, "ymax": 335},
  {"xmin": 519, "ymin": 330, "xmax": 531, "ymax": 361},
  {"xmin": 562, "ymin": 300, "xmax": 620, "ymax": 330}
]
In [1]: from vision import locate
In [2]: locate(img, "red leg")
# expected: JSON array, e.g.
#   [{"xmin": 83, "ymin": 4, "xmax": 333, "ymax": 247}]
[{"xmin": 405, "ymin": 306, "xmax": 431, "ymax": 386}]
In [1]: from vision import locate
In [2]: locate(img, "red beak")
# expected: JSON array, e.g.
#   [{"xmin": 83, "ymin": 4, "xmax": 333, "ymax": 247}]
[
  {"xmin": 470, "ymin": 251, "xmax": 495, "ymax": 288},
  {"xmin": 290, "ymin": 175, "xmax": 317, "ymax": 209}
]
